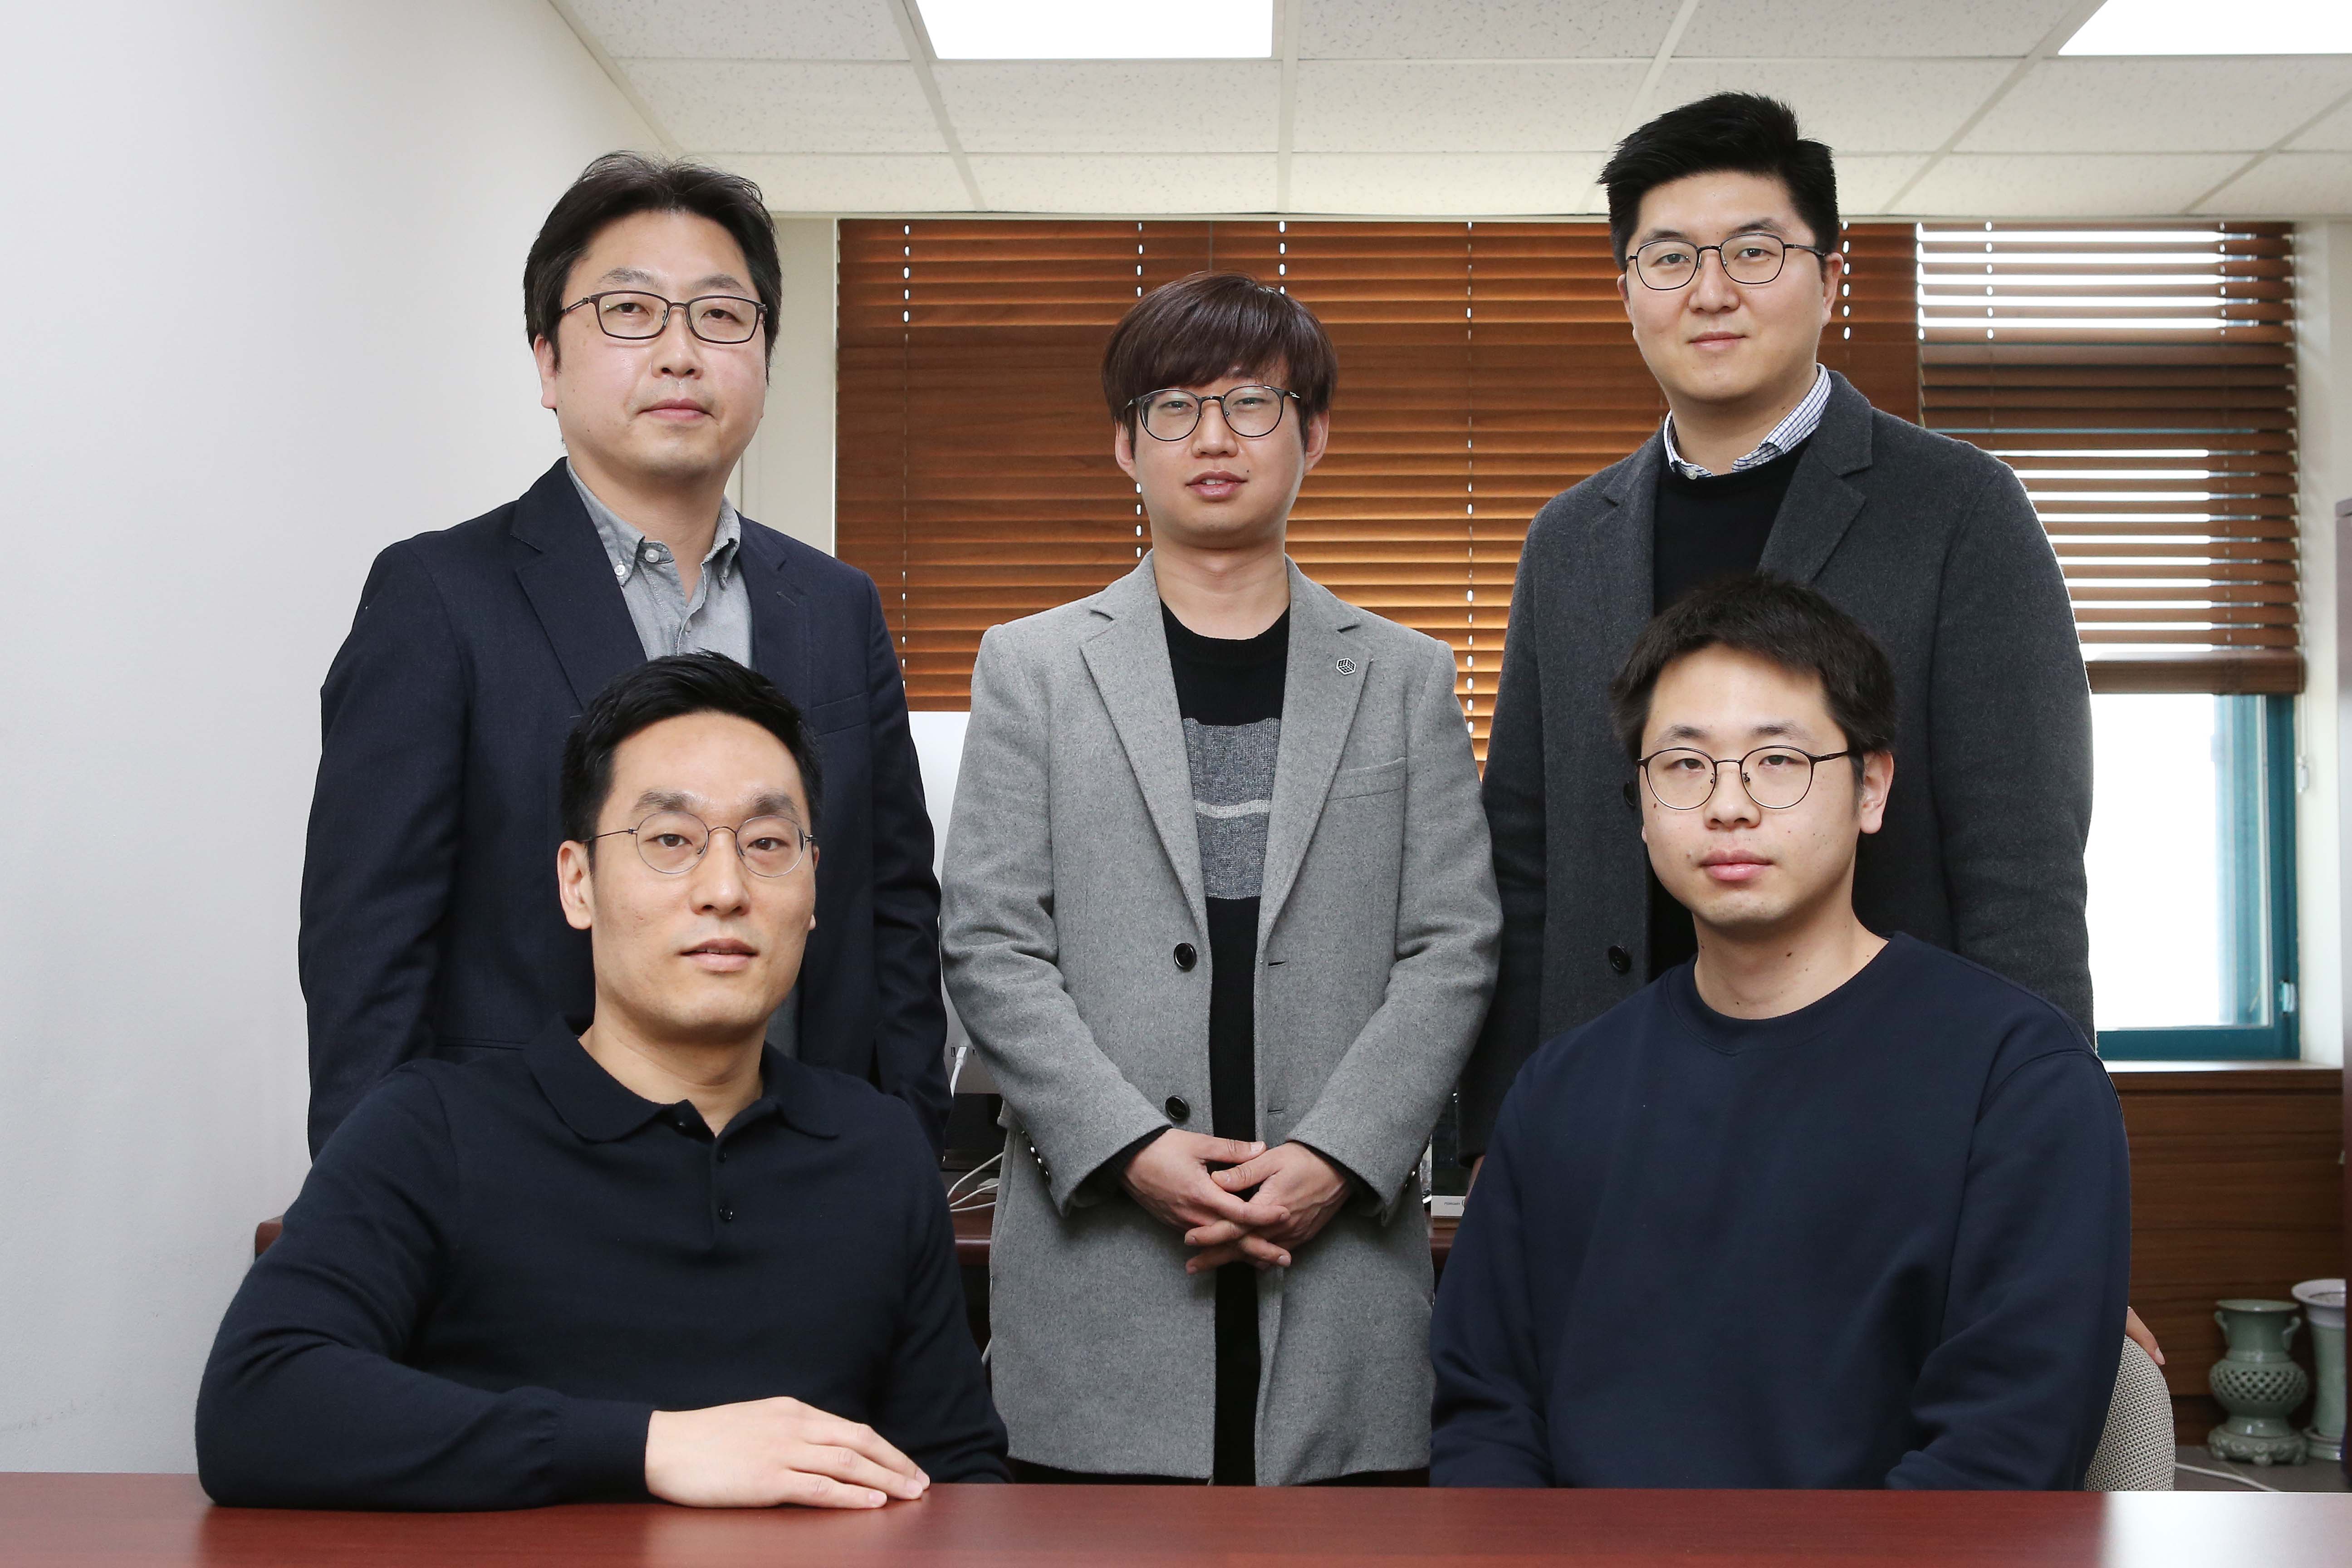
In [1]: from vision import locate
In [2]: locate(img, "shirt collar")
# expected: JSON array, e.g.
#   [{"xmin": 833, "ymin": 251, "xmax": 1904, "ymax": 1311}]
[
  {"xmin": 524, "ymin": 1016, "xmax": 837, "ymax": 1143},
  {"xmin": 1660, "ymin": 363, "xmax": 1830, "ymax": 480},
  {"xmin": 567, "ymin": 459, "xmax": 743, "ymax": 588}
]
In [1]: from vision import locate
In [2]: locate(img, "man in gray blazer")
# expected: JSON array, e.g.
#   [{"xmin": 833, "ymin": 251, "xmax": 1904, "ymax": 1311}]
[
  {"xmin": 943, "ymin": 273, "xmax": 1500, "ymax": 1484},
  {"xmin": 1462, "ymin": 96, "xmax": 2100, "ymax": 1180}
]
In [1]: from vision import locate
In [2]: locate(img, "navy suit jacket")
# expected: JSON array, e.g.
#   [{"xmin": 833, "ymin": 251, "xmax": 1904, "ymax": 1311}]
[{"xmin": 300, "ymin": 461, "xmax": 949, "ymax": 1156}]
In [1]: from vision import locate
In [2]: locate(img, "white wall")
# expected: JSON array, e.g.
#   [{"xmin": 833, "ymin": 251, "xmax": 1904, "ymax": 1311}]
[
  {"xmin": 0, "ymin": 0, "xmax": 655, "ymax": 1470},
  {"xmin": 740, "ymin": 219, "xmax": 839, "ymax": 551},
  {"xmin": 2306, "ymin": 222, "xmax": 2352, "ymax": 1068}
]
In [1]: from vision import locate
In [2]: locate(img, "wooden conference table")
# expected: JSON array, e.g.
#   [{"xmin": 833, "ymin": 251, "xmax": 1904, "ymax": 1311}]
[{"xmin": 10, "ymin": 1474, "xmax": 2349, "ymax": 1568}]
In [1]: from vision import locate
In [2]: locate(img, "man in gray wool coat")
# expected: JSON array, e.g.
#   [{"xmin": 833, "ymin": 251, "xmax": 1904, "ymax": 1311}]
[{"xmin": 943, "ymin": 272, "xmax": 1500, "ymax": 1485}]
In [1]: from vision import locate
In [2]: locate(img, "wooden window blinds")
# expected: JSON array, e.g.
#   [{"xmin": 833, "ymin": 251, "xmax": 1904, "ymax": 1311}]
[
  {"xmin": 1918, "ymin": 222, "xmax": 2299, "ymax": 695},
  {"xmin": 837, "ymin": 218, "xmax": 1920, "ymax": 746}
]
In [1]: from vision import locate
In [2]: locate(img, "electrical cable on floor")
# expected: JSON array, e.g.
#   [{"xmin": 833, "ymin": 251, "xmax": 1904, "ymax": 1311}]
[{"xmin": 2173, "ymin": 1460, "xmax": 2283, "ymax": 1492}]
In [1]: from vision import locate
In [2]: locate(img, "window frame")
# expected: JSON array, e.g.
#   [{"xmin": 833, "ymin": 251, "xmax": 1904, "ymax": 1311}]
[{"xmin": 2095, "ymin": 693, "xmax": 2299, "ymax": 1060}]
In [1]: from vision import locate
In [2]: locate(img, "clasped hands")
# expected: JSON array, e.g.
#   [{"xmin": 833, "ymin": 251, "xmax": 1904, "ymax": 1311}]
[{"xmin": 1120, "ymin": 1130, "xmax": 1351, "ymax": 1273}]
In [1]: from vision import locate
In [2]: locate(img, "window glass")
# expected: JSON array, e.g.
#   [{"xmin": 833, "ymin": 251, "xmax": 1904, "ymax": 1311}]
[{"xmin": 2087, "ymin": 692, "xmax": 2272, "ymax": 1029}]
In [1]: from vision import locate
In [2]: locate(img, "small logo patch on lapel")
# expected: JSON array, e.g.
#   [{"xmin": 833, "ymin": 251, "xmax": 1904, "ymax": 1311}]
[{"xmin": 1336, "ymin": 658, "xmax": 1358, "ymax": 675}]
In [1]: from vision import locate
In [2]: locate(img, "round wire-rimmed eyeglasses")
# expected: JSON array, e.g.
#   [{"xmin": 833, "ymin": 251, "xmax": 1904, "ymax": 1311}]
[
  {"xmin": 1127, "ymin": 384, "xmax": 1300, "ymax": 441},
  {"xmin": 1635, "ymin": 745, "xmax": 1854, "ymax": 812},
  {"xmin": 1629, "ymin": 234, "xmax": 1829, "ymax": 291},
  {"xmin": 587, "ymin": 811, "xmax": 815, "ymax": 877},
  {"xmin": 560, "ymin": 290, "xmax": 767, "ymax": 343}
]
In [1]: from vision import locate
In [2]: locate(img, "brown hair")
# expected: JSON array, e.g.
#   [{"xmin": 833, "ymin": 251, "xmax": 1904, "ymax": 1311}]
[{"xmin": 1101, "ymin": 272, "xmax": 1337, "ymax": 437}]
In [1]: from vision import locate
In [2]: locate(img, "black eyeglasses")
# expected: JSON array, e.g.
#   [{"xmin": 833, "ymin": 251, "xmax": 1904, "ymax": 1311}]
[
  {"xmin": 1128, "ymin": 384, "xmax": 1299, "ymax": 441},
  {"xmin": 561, "ymin": 290, "xmax": 767, "ymax": 344},
  {"xmin": 1629, "ymin": 233, "xmax": 1828, "ymax": 291},
  {"xmin": 1636, "ymin": 745, "xmax": 1853, "ymax": 811},
  {"xmin": 588, "ymin": 811, "xmax": 814, "ymax": 878}
]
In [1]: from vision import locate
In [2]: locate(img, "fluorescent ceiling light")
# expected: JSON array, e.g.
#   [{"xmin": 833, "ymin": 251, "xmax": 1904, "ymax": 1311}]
[
  {"xmin": 2061, "ymin": 0, "xmax": 2352, "ymax": 54},
  {"xmin": 915, "ymin": 0, "xmax": 1272, "ymax": 59}
]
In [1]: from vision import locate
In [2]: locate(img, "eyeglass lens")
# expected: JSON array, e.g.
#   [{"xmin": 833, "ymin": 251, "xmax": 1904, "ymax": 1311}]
[
  {"xmin": 592, "ymin": 291, "xmax": 763, "ymax": 343},
  {"xmin": 632, "ymin": 811, "xmax": 808, "ymax": 877},
  {"xmin": 1137, "ymin": 386, "xmax": 1289, "ymax": 441},
  {"xmin": 1644, "ymin": 747, "xmax": 1818, "ymax": 810},
  {"xmin": 1633, "ymin": 235, "xmax": 1791, "ymax": 290}
]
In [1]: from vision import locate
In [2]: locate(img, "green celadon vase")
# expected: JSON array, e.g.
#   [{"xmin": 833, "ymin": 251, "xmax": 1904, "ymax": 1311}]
[{"xmin": 2207, "ymin": 1298, "xmax": 2309, "ymax": 1466}]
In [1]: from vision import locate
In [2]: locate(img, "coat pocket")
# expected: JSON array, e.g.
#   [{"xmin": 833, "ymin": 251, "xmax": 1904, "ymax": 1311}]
[{"xmin": 1326, "ymin": 757, "xmax": 1406, "ymax": 800}]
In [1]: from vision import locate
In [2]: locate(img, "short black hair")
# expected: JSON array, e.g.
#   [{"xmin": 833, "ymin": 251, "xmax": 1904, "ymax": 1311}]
[
  {"xmin": 559, "ymin": 653, "xmax": 823, "ymax": 848},
  {"xmin": 1600, "ymin": 93, "xmax": 1840, "ymax": 270},
  {"xmin": 1102, "ymin": 271, "xmax": 1338, "ymax": 438},
  {"xmin": 1609, "ymin": 574, "xmax": 1896, "ymax": 767},
  {"xmin": 524, "ymin": 152, "xmax": 782, "ymax": 367}
]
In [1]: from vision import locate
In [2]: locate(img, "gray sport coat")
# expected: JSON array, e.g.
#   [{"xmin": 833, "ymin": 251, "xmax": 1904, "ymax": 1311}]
[
  {"xmin": 1459, "ymin": 372, "xmax": 2094, "ymax": 1153},
  {"xmin": 942, "ymin": 555, "xmax": 1500, "ymax": 1483}
]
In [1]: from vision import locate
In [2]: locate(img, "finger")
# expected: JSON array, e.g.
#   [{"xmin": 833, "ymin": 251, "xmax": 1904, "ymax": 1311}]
[
  {"xmin": 1184, "ymin": 1242, "xmax": 1247, "ymax": 1274},
  {"xmin": 794, "ymin": 1443, "xmax": 929, "ymax": 1499},
  {"xmin": 1193, "ymin": 1137, "xmax": 1268, "ymax": 1166},
  {"xmin": 802, "ymin": 1416, "xmax": 926, "ymax": 1483},
  {"xmin": 1178, "ymin": 1181, "xmax": 1259, "ymax": 1227},
  {"xmin": 1184, "ymin": 1219, "xmax": 1248, "ymax": 1247},
  {"xmin": 1210, "ymin": 1151, "xmax": 1282, "ymax": 1189},
  {"xmin": 775, "ymin": 1472, "xmax": 892, "ymax": 1510},
  {"xmin": 1235, "ymin": 1231, "xmax": 1292, "ymax": 1268},
  {"xmin": 2124, "ymin": 1306, "xmax": 2166, "ymax": 1366}
]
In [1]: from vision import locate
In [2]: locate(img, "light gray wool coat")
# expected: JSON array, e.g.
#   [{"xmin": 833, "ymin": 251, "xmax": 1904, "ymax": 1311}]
[{"xmin": 941, "ymin": 555, "xmax": 1501, "ymax": 1483}]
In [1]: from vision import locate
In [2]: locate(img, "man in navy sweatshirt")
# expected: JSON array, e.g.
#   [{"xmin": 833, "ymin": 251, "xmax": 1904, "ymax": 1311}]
[{"xmin": 1430, "ymin": 574, "xmax": 2129, "ymax": 1490}]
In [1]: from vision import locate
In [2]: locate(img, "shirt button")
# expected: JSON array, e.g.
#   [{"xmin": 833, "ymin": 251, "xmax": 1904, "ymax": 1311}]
[
  {"xmin": 716, "ymin": 1151, "xmax": 728, "ymax": 1164},
  {"xmin": 718, "ymin": 1206, "xmax": 736, "ymax": 1223},
  {"xmin": 1174, "ymin": 943, "xmax": 1198, "ymax": 972},
  {"xmin": 612, "ymin": 561, "xmax": 629, "ymax": 580},
  {"xmin": 1165, "ymin": 1096, "xmax": 1191, "ymax": 1124},
  {"xmin": 1607, "ymin": 945, "xmax": 1632, "ymax": 975}
]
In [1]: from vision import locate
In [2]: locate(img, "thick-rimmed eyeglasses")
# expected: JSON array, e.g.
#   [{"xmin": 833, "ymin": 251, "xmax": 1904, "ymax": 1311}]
[
  {"xmin": 561, "ymin": 290, "xmax": 767, "ymax": 344},
  {"xmin": 1630, "ymin": 234, "xmax": 1828, "ymax": 292},
  {"xmin": 588, "ymin": 811, "xmax": 814, "ymax": 877},
  {"xmin": 1129, "ymin": 384, "xmax": 1299, "ymax": 442},
  {"xmin": 1636, "ymin": 745, "xmax": 1854, "ymax": 812}
]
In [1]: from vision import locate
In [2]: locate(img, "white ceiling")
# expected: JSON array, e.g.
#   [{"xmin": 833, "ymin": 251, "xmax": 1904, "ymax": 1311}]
[{"xmin": 550, "ymin": 0, "xmax": 2352, "ymax": 217}]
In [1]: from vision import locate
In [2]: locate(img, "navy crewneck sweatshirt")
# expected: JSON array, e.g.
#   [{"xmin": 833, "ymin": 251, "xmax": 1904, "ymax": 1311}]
[{"xmin": 1431, "ymin": 935, "xmax": 2129, "ymax": 1490}]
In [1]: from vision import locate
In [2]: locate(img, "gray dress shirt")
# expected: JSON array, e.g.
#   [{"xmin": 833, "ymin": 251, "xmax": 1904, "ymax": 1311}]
[
  {"xmin": 568, "ymin": 461, "xmax": 795, "ymax": 1055},
  {"xmin": 568, "ymin": 461, "xmax": 754, "ymax": 664}
]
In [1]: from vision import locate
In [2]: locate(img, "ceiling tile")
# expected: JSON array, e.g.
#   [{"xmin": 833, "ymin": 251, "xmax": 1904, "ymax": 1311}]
[
  {"xmin": 1293, "ymin": 61, "xmax": 1644, "ymax": 152},
  {"xmin": 1653, "ymin": 59, "xmax": 2011, "ymax": 153},
  {"xmin": 935, "ymin": 63, "xmax": 1280, "ymax": 154},
  {"xmin": 1960, "ymin": 58, "xmax": 2352, "ymax": 154},
  {"xmin": 1894, "ymin": 153, "xmax": 2248, "ymax": 217},
  {"xmin": 1833, "ymin": 155, "xmax": 1932, "ymax": 213},
  {"xmin": 1677, "ymin": 0, "xmax": 2084, "ymax": 58},
  {"xmin": 2288, "ymin": 93, "xmax": 2352, "ymax": 152},
  {"xmin": 713, "ymin": 154, "xmax": 972, "ymax": 212},
  {"xmin": 622, "ymin": 61, "xmax": 945, "ymax": 153},
  {"xmin": 567, "ymin": 0, "xmax": 906, "ymax": 60},
  {"xmin": 966, "ymin": 155, "xmax": 1279, "ymax": 213},
  {"xmin": 2196, "ymin": 153, "xmax": 2352, "ymax": 218},
  {"xmin": 1287, "ymin": 153, "xmax": 1606, "ymax": 215},
  {"xmin": 1298, "ymin": 0, "xmax": 1682, "ymax": 60}
]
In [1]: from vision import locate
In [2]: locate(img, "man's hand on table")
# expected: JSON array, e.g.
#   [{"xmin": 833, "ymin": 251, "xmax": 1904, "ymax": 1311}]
[
  {"xmin": 1185, "ymin": 1142, "xmax": 1351, "ymax": 1273},
  {"xmin": 645, "ymin": 1396, "xmax": 930, "ymax": 1508}
]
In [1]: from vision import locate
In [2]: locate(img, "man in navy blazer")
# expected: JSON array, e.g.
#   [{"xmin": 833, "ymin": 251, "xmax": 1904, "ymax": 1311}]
[{"xmin": 300, "ymin": 152, "xmax": 948, "ymax": 1156}]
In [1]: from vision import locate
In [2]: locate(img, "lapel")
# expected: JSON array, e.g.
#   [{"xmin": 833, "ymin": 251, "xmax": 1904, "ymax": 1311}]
[
  {"xmin": 734, "ymin": 520, "xmax": 813, "ymax": 711},
  {"xmin": 1078, "ymin": 556, "xmax": 1207, "ymax": 932},
  {"xmin": 1757, "ymin": 370, "xmax": 1874, "ymax": 585},
  {"xmin": 510, "ymin": 461, "xmax": 646, "ymax": 709},
  {"xmin": 1583, "ymin": 435, "xmax": 1665, "ymax": 688},
  {"xmin": 1258, "ymin": 564, "xmax": 1368, "ymax": 933}
]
